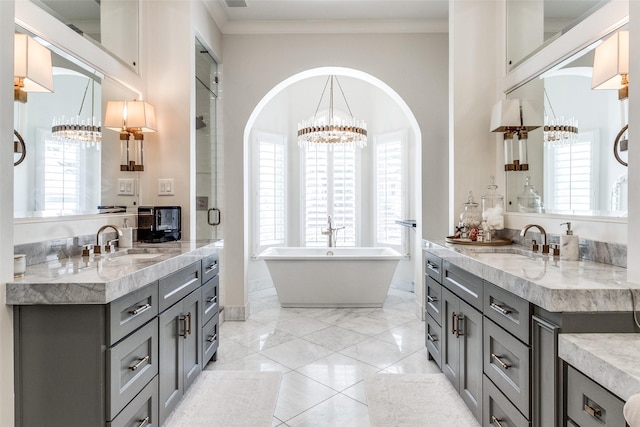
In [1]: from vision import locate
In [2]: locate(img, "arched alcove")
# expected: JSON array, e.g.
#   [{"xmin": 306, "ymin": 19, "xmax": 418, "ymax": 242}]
[{"xmin": 243, "ymin": 66, "xmax": 424, "ymax": 307}]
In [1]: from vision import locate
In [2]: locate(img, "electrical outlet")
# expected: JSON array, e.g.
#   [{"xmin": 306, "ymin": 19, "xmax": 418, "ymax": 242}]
[
  {"xmin": 117, "ymin": 179, "xmax": 135, "ymax": 196},
  {"xmin": 158, "ymin": 178, "xmax": 174, "ymax": 196}
]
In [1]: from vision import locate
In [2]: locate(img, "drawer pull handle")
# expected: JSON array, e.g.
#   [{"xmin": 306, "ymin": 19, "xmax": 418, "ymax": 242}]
[
  {"xmin": 490, "ymin": 415, "xmax": 505, "ymax": 427},
  {"xmin": 584, "ymin": 403, "xmax": 602, "ymax": 418},
  {"xmin": 490, "ymin": 302, "xmax": 512, "ymax": 316},
  {"xmin": 426, "ymin": 295, "xmax": 437, "ymax": 303},
  {"xmin": 491, "ymin": 353, "xmax": 511, "ymax": 370},
  {"xmin": 455, "ymin": 314, "xmax": 464, "ymax": 338},
  {"xmin": 129, "ymin": 303, "xmax": 151, "ymax": 316},
  {"xmin": 451, "ymin": 312, "xmax": 457, "ymax": 335},
  {"xmin": 186, "ymin": 312, "xmax": 192, "ymax": 336},
  {"xmin": 426, "ymin": 333, "xmax": 438, "ymax": 342},
  {"xmin": 206, "ymin": 263, "xmax": 217, "ymax": 272},
  {"xmin": 427, "ymin": 261, "xmax": 439, "ymax": 271},
  {"xmin": 207, "ymin": 296, "xmax": 218, "ymax": 304},
  {"xmin": 207, "ymin": 333, "xmax": 218, "ymax": 343},
  {"xmin": 129, "ymin": 355, "xmax": 150, "ymax": 371},
  {"xmin": 179, "ymin": 315, "xmax": 188, "ymax": 338},
  {"xmin": 137, "ymin": 416, "xmax": 150, "ymax": 427}
]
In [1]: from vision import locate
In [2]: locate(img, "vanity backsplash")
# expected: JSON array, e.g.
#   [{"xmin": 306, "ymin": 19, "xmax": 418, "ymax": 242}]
[
  {"xmin": 15, "ymin": 232, "xmax": 122, "ymax": 267},
  {"xmin": 498, "ymin": 228, "xmax": 627, "ymax": 268}
]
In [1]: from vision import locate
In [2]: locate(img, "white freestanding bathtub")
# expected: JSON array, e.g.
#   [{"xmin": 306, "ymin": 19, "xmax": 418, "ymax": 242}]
[{"xmin": 257, "ymin": 247, "xmax": 403, "ymax": 307}]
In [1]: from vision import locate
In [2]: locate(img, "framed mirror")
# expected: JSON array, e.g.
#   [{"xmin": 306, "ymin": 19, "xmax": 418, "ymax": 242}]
[
  {"xmin": 506, "ymin": 0, "xmax": 609, "ymax": 71},
  {"xmin": 26, "ymin": 0, "xmax": 139, "ymax": 71},
  {"xmin": 13, "ymin": 25, "xmax": 141, "ymax": 219},
  {"xmin": 505, "ymin": 26, "xmax": 628, "ymax": 218}
]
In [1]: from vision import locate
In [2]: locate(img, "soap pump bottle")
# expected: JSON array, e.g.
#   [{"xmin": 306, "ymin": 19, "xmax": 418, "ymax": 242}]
[{"xmin": 560, "ymin": 222, "xmax": 579, "ymax": 261}]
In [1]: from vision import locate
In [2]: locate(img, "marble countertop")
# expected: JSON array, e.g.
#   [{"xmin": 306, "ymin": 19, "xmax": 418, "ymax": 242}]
[
  {"xmin": 6, "ymin": 240, "xmax": 223, "ymax": 305},
  {"xmin": 559, "ymin": 333, "xmax": 640, "ymax": 401},
  {"xmin": 425, "ymin": 240, "xmax": 636, "ymax": 312}
]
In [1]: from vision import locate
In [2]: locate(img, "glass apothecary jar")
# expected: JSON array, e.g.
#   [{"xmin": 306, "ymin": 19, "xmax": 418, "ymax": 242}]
[
  {"xmin": 481, "ymin": 176, "xmax": 504, "ymax": 241},
  {"xmin": 458, "ymin": 191, "xmax": 482, "ymax": 240},
  {"xmin": 517, "ymin": 176, "xmax": 543, "ymax": 213}
]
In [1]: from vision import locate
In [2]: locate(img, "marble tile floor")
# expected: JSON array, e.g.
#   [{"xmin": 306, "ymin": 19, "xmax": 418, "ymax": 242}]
[{"xmin": 204, "ymin": 287, "xmax": 451, "ymax": 426}]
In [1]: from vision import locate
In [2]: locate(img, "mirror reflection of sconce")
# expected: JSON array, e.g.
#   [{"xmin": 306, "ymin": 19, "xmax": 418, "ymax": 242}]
[
  {"xmin": 592, "ymin": 30, "xmax": 629, "ymax": 167},
  {"xmin": 104, "ymin": 100, "xmax": 157, "ymax": 171},
  {"xmin": 490, "ymin": 99, "xmax": 543, "ymax": 171},
  {"xmin": 13, "ymin": 33, "xmax": 54, "ymax": 166}
]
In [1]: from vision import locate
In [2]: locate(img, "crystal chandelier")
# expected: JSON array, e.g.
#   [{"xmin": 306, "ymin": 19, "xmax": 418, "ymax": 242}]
[
  {"xmin": 51, "ymin": 79, "xmax": 102, "ymax": 145},
  {"xmin": 297, "ymin": 75, "xmax": 367, "ymax": 149},
  {"xmin": 543, "ymin": 88, "xmax": 578, "ymax": 144}
]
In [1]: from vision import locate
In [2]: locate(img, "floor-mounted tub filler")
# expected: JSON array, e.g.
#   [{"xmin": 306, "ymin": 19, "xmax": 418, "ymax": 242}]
[{"xmin": 257, "ymin": 247, "xmax": 403, "ymax": 307}]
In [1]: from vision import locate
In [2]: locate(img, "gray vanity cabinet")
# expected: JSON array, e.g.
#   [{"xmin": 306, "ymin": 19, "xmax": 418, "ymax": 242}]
[
  {"xmin": 441, "ymin": 286, "xmax": 484, "ymax": 422},
  {"xmin": 158, "ymin": 262, "xmax": 203, "ymax": 426},
  {"xmin": 14, "ymin": 282, "xmax": 160, "ymax": 427}
]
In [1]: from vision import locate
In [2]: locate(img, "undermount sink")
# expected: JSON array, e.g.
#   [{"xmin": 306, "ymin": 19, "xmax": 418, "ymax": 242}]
[{"xmin": 99, "ymin": 247, "xmax": 182, "ymax": 264}]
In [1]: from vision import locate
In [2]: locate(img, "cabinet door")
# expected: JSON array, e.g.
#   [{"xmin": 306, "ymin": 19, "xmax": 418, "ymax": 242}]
[
  {"xmin": 158, "ymin": 302, "xmax": 185, "ymax": 425},
  {"xmin": 441, "ymin": 287, "xmax": 460, "ymax": 391},
  {"xmin": 459, "ymin": 299, "xmax": 483, "ymax": 423},
  {"xmin": 532, "ymin": 315, "xmax": 560, "ymax": 427},
  {"xmin": 183, "ymin": 289, "xmax": 203, "ymax": 392}
]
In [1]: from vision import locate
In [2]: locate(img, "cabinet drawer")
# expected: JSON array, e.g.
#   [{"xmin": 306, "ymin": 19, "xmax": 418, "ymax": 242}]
[
  {"xmin": 483, "ymin": 318, "xmax": 530, "ymax": 418},
  {"xmin": 426, "ymin": 275, "xmax": 442, "ymax": 324},
  {"xmin": 483, "ymin": 375, "xmax": 530, "ymax": 427},
  {"xmin": 107, "ymin": 319, "xmax": 159, "ymax": 420},
  {"xmin": 159, "ymin": 261, "xmax": 201, "ymax": 312},
  {"xmin": 425, "ymin": 251, "xmax": 442, "ymax": 283},
  {"xmin": 425, "ymin": 313, "xmax": 442, "ymax": 369},
  {"xmin": 567, "ymin": 365, "xmax": 625, "ymax": 427},
  {"xmin": 108, "ymin": 376, "xmax": 158, "ymax": 427},
  {"xmin": 202, "ymin": 311, "xmax": 220, "ymax": 365},
  {"xmin": 443, "ymin": 260, "xmax": 483, "ymax": 311},
  {"xmin": 484, "ymin": 281, "xmax": 531, "ymax": 344},
  {"xmin": 201, "ymin": 253, "xmax": 219, "ymax": 284},
  {"xmin": 201, "ymin": 274, "xmax": 220, "ymax": 325},
  {"xmin": 108, "ymin": 282, "xmax": 158, "ymax": 345}
]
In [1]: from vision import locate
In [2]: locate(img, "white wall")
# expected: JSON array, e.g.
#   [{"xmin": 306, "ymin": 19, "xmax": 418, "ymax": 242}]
[
  {"xmin": 449, "ymin": 0, "xmax": 502, "ymax": 233},
  {"xmin": 222, "ymin": 32, "xmax": 448, "ymax": 318},
  {"xmin": 628, "ymin": 0, "xmax": 640, "ymax": 283}
]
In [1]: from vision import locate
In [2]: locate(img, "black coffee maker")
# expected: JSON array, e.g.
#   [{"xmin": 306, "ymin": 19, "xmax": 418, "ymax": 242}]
[{"xmin": 137, "ymin": 206, "xmax": 181, "ymax": 242}]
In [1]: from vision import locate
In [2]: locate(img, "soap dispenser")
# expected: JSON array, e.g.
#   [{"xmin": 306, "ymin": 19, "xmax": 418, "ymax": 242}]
[{"xmin": 560, "ymin": 222, "xmax": 579, "ymax": 261}]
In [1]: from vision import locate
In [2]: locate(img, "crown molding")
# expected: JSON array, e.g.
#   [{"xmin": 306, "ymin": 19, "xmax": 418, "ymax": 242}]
[{"xmin": 220, "ymin": 19, "xmax": 448, "ymax": 35}]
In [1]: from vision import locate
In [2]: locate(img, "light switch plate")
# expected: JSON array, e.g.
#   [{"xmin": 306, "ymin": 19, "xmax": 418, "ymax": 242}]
[
  {"xmin": 158, "ymin": 178, "xmax": 174, "ymax": 196},
  {"xmin": 117, "ymin": 179, "xmax": 135, "ymax": 196}
]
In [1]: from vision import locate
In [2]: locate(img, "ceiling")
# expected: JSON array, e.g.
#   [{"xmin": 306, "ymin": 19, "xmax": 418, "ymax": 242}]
[{"xmin": 204, "ymin": 0, "xmax": 450, "ymax": 34}]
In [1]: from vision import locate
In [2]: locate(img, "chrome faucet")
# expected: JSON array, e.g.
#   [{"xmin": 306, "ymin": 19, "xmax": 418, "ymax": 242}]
[
  {"xmin": 520, "ymin": 224, "xmax": 549, "ymax": 254},
  {"xmin": 95, "ymin": 224, "xmax": 123, "ymax": 254},
  {"xmin": 321, "ymin": 215, "xmax": 344, "ymax": 247}
]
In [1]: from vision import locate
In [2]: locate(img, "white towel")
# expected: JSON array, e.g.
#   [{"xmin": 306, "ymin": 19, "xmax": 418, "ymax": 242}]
[{"xmin": 624, "ymin": 394, "xmax": 640, "ymax": 427}]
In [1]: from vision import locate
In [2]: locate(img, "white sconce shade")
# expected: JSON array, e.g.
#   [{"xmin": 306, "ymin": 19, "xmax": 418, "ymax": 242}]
[
  {"xmin": 592, "ymin": 30, "xmax": 629, "ymax": 92},
  {"xmin": 104, "ymin": 100, "xmax": 157, "ymax": 132},
  {"xmin": 490, "ymin": 99, "xmax": 542, "ymax": 132},
  {"xmin": 14, "ymin": 33, "xmax": 54, "ymax": 94}
]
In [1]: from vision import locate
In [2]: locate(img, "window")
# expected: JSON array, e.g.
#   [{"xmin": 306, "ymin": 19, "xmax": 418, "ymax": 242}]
[
  {"xmin": 42, "ymin": 137, "xmax": 81, "ymax": 212},
  {"xmin": 375, "ymin": 132, "xmax": 406, "ymax": 249},
  {"xmin": 255, "ymin": 133, "xmax": 286, "ymax": 250},
  {"xmin": 544, "ymin": 131, "xmax": 597, "ymax": 213},
  {"xmin": 303, "ymin": 143, "xmax": 357, "ymax": 246}
]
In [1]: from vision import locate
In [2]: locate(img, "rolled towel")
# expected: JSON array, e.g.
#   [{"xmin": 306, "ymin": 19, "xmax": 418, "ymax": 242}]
[{"xmin": 624, "ymin": 393, "xmax": 640, "ymax": 427}]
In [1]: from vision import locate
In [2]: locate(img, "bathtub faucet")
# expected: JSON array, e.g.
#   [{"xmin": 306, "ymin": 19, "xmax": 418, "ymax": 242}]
[{"xmin": 322, "ymin": 215, "xmax": 345, "ymax": 247}]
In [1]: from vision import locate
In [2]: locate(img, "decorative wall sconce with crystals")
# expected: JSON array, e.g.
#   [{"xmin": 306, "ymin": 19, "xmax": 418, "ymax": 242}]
[
  {"xmin": 592, "ymin": 29, "xmax": 629, "ymax": 166},
  {"xmin": 297, "ymin": 75, "xmax": 367, "ymax": 149},
  {"xmin": 13, "ymin": 33, "xmax": 54, "ymax": 166},
  {"xmin": 104, "ymin": 100, "xmax": 157, "ymax": 171},
  {"xmin": 490, "ymin": 99, "xmax": 543, "ymax": 171}
]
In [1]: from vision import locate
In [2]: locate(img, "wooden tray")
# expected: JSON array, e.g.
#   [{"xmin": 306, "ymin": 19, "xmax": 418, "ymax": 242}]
[{"xmin": 445, "ymin": 236, "xmax": 512, "ymax": 246}]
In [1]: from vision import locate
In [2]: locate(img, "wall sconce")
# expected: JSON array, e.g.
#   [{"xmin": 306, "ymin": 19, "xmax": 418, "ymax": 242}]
[
  {"xmin": 592, "ymin": 30, "xmax": 629, "ymax": 166},
  {"xmin": 104, "ymin": 100, "xmax": 157, "ymax": 171},
  {"xmin": 490, "ymin": 99, "xmax": 542, "ymax": 171},
  {"xmin": 13, "ymin": 33, "xmax": 54, "ymax": 166}
]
